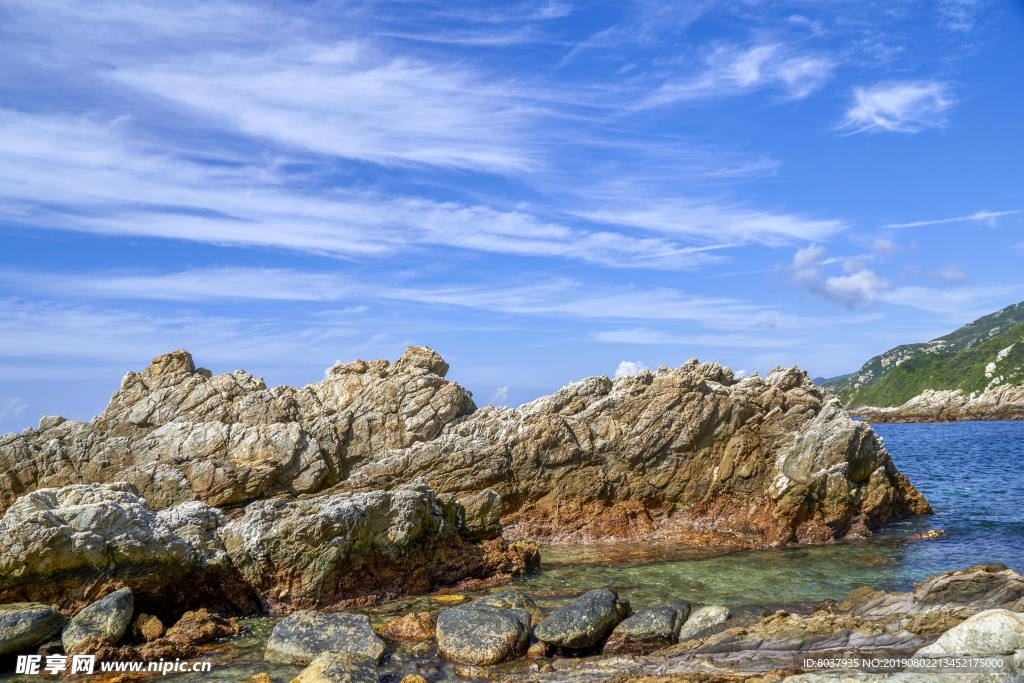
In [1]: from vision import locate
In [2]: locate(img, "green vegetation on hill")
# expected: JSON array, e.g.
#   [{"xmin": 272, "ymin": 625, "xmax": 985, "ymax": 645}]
[
  {"xmin": 823, "ymin": 300, "xmax": 1024, "ymax": 394},
  {"xmin": 836, "ymin": 320, "xmax": 1024, "ymax": 407}
]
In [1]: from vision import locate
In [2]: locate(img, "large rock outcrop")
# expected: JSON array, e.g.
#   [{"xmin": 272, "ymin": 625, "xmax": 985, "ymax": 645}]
[
  {"xmin": 851, "ymin": 385, "xmax": 1024, "ymax": 423},
  {"xmin": 1, "ymin": 349, "xmax": 929, "ymax": 548}
]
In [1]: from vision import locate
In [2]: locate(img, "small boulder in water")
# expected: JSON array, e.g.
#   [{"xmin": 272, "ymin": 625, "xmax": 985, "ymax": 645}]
[
  {"xmin": 533, "ymin": 589, "xmax": 631, "ymax": 649},
  {"xmin": 436, "ymin": 605, "xmax": 531, "ymax": 665},
  {"xmin": 62, "ymin": 587, "xmax": 134, "ymax": 653},
  {"xmin": 264, "ymin": 611, "xmax": 385, "ymax": 665},
  {"xmin": 292, "ymin": 651, "xmax": 378, "ymax": 683},
  {"xmin": 602, "ymin": 600, "xmax": 691, "ymax": 655},
  {"xmin": 0, "ymin": 603, "xmax": 67, "ymax": 656},
  {"xmin": 677, "ymin": 605, "xmax": 730, "ymax": 642}
]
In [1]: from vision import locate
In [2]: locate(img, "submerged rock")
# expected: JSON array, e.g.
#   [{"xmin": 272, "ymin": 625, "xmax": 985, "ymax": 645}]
[
  {"xmin": 436, "ymin": 604, "xmax": 531, "ymax": 665},
  {"xmin": 264, "ymin": 610, "xmax": 385, "ymax": 666},
  {"xmin": 602, "ymin": 601, "xmax": 691, "ymax": 654},
  {"xmin": 62, "ymin": 587, "xmax": 134, "ymax": 653},
  {"xmin": 291, "ymin": 651, "xmax": 379, "ymax": 683},
  {"xmin": 534, "ymin": 589, "xmax": 631, "ymax": 649},
  {"xmin": 0, "ymin": 603, "xmax": 67, "ymax": 656}
]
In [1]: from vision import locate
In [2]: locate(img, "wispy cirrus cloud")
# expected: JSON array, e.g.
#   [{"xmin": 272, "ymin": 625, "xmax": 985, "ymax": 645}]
[
  {"xmin": 839, "ymin": 81, "xmax": 955, "ymax": 134},
  {"xmin": 881, "ymin": 210, "xmax": 1021, "ymax": 229},
  {"xmin": 641, "ymin": 42, "xmax": 834, "ymax": 108}
]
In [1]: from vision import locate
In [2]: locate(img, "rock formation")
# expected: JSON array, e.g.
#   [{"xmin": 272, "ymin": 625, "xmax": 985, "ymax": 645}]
[
  {"xmin": 851, "ymin": 384, "xmax": 1024, "ymax": 423},
  {"xmin": 1, "ymin": 348, "xmax": 931, "ymax": 550},
  {"xmin": 0, "ymin": 480, "xmax": 535, "ymax": 617}
]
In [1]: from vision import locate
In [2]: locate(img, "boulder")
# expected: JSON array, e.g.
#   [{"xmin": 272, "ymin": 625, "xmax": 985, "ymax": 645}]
[
  {"xmin": 291, "ymin": 651, "xmax": 379, "ymax": 683},
  {"xmin": 458, "ymin": 489, "xmax": 503, "ymax": 541},
  {"xmin": 677, "ymin": 605, "xmax": 731, "ymax": 642},
  {"xmin": 731, "ymin": 604, "xmax": 770, "ymax": 619},
  {"xmin": 0, "ymin": 483, "xmax": 251, "ymax": 616},
  {"xmin": 264, "ymin": 611, "xmax": 385, "ymax": 666},
  {"xmin": 468, "ymin": 591, "xmax": 545, "ymax": 627},
  {"xmin": 62, "ymin": 587, "xmax": 134, "ymax": 652},
  {"xmin": 0, "ymin": 603, "xmax": 67, "ymax": 656},
  {"xmin": 915, "ymin": 609, "xmax": 1024, "ymax": 657},
  {"xmin": 436, "ymin": 605, "xmax": 531, "ymax": 665},
  {"xmin": 602, "ymin": 601, "xmax": 690, "ymax": 654},
  {"xmin": 533, "ymin": 589, "xmax": 631, "ymax": 649}
]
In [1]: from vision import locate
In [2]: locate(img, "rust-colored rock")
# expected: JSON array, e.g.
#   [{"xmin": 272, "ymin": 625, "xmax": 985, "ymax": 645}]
[
  {"xmin": 131, "ymin": 613, "xmax": 164, "ymax": 642},
  {"xmin": 379, "ymin": 612, "xmax": 435, "ymax": 640}
]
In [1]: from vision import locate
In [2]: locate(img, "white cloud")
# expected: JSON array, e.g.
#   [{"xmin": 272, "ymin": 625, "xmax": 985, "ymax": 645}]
[
  {"xmin": 839, "ymin": 81, "xmax": 954, "ymax": 134},
  {"xmin": 933, "ymin": 264, "xmax": 969, "ymax": 284},
  {"xmin": 642, "ymin": 43, "xmax": 834, "ymax": 108},
  {"xmin": 881, "ymin": 285, "xmax": 1015, "ymax": 316},
  {"xmin": 490, "ymin": 386, "xmax": 510, "ymax": 404},
  {"xmin": 614, "ymin": 361, "xmax": 648, "ymax": 378},
  {"xmin": 0, "ymin": 398, "xmax": 28, "ymax": 420},
  {"xmin": 784, "ymin": 245, "xmax": 891, "ymax": 308},
  {"xmin": 871, "ymin": 238, "xmax": 902, "ymax": 257},
  {"xmin": 881, "ymin": 210, "xmax": 1021, "ymax": 229},
  {"xmin": 0, "ymin": 111, "xmax": 723, "ymax": 271},
  {"xmin": 573, "ymin": 197, "xmax": 846, "ymax": 247}
]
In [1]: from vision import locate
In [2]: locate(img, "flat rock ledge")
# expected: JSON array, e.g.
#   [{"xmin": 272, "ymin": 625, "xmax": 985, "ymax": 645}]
[
  {"xmin": 2, "ymin": 347, "xmax": 930, "ymax": 550},
  {"xmin": 850, "ymin": 385, "xmax": 1024, "ymax": 424}
]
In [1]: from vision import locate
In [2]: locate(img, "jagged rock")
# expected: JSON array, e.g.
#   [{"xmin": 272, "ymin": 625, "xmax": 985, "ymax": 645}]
[
  {"xmin": 67, "ymin": 635, "xmax": 139, "ymax": 661},
  {"xmin": 1, "ymin": 349, "xmax": 930, "ymax": 548},
  {"xmin": 534, "ymin": 589, "xmax": 631, "ymax": 649},
  {"xmin": 378, "ymin": 612, "xmax": 435, "ymax": 640},
  {"xmin": 436, "ymin": 604, "xmax": 531, "ymax": 665},
  {"xmin": 0, "ymin": 483, "xmax": 255, "ymax": 615},
  {"xmin": 291, "ymin": 652, "xmax": 379, "ymax": 683},
  {"xmin": 0, "ymin": 347, "xmax": 475, "ymax": 514},
  {"xmin": 915, "ymin": 609, "xmax": 1024, "ymax": 657},
  {"xmin": 602, "ymin": 601, "xmax": 691, "ymax": 654},
  {"xmin": 467, "ymin": 591, "xmax": 545, "ymax": 627},
  {"xmin": 0, "ymin": 603, "xmax": 67, "ymax": 656},
  {"xmin": 458, "ymin": 489, "xmax": 503, "ymax": 541},
  {"xmin": 131, "ymin": 613, "xmax": 163, "ymax": 642},
  {"xmin": 62, "ymin": 587, "xmax": 134, "ymax": 653},
  {"xmin": 852, "ymin": 385, "xmax": 1024, "ymax": 424},
  {"xmin": 677, "ymin": 605, "xmax": 731, "ymax": 642},
  {"xmin": 220, "ymin": 479, "xmax": 536, "ymax": 612},
  {"xmin": 264, "ymin": 611, "xmax": 385, "ymax": 666}
]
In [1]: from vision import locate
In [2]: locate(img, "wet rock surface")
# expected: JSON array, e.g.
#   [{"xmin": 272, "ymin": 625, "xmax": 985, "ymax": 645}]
[
  {"xmin": 292, "ymin": 651, "xmax": 379, "ymax": 683},
  {"xmin": 435, "ymin": 604, "xmax": 531, "ymax": 665},
  {"xmin": 265, "ymin": 610, "xmax": 385, "ymax": 665},
  {"xmin": 603, "ymin": 601, "xmax": 691, "ymax": 655},
  {"xmin": 61, "ymin": 587, "xmax": 134, "ymax": 653},
  {"xmin": 0, "ymin": 603, "xmax": 67, "ymax": 656},
  {"xmin": 534, "ymin": 589, "xmax": 631, "ymax": 649}
]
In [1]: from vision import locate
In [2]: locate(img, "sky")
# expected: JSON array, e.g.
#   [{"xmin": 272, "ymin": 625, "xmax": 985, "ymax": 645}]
[{"xmin": 1, "ymin": 0, "xmax": 1023, "ymax": 434}]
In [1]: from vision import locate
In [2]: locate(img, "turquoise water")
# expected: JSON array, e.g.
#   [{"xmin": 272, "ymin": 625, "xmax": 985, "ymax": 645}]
[
  {"xmin": 515, "ymin": 419, "xmax": 1024, "ymax": 608},
  {"xmin": 3, "ymin": 420, "xmax": 1021, "ymax": 680}
]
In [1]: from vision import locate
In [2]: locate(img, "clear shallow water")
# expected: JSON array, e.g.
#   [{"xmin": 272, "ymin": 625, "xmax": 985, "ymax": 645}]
[{"xmin": 3, "ymin": 420, "xmax": 1021, "ymax": 681}]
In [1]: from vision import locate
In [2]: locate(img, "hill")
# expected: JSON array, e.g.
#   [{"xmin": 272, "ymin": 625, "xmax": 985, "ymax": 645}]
[
  {"xmin": 835, "ymin": 318, "xmax": 1024, "ymax": 408},
  {"xmin": 823, "ymin": 300, "xmax": 1024, "ymax": 397}
]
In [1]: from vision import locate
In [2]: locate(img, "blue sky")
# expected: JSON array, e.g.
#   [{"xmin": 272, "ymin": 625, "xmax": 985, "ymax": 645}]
[{"xmin": 1, "ymin": 0, "xmax": 1023, "ymax": 433}]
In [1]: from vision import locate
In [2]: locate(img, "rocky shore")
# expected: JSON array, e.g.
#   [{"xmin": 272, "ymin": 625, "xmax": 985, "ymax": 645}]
[
  {"xmin": 850, "ymin": 385, "xmax": 1024, "ymax": 424},
  {"xmin": 4, "ymin": 562, "xmax": 1021, "ymax": 683},
  {"xmin": 0, "ymin": 347, "xmax": 943, "ymax": 678}
]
